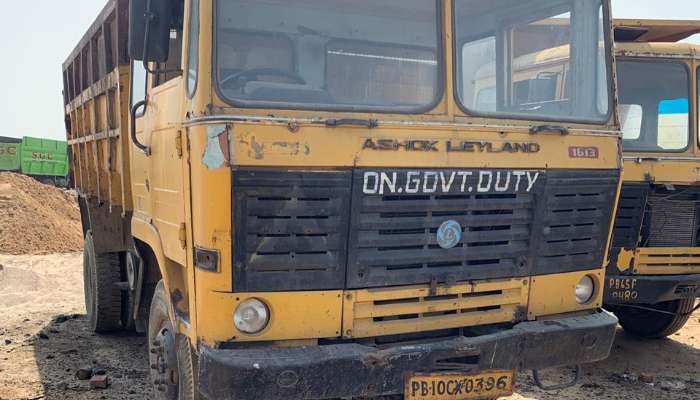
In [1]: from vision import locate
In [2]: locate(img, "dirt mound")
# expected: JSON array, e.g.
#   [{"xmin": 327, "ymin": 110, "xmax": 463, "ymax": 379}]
[{"xmin": 0, "ymin": 172, "xmax": 83, "ymax": 255}]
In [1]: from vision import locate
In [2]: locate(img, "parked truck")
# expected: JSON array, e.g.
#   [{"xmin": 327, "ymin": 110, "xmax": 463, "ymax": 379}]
[
  {"xmin": 605, "ymin": 19, "xmax": 700, "ymax": 338},
  {"xmin": 0, "ymin": 136, "xmax": 70, "ymax": 186},
  {"xmin": 63, "ymin": 0, "xmax": 623, "ymax": 398}
]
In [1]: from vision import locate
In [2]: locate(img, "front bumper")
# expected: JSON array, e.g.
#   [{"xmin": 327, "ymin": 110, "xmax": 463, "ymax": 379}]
[
  {"xmin": 604, "ymin": 273, "xmax": 700, "ymax": 305},
  {"xmin": 198, "ymin": 312, "xmax": 617, "ymax": 400}
]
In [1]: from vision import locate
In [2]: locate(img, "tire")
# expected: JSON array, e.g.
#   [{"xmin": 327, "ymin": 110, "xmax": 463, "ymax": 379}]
[
  {"xmin": 615, "ymin": 298, "xmax": 696, "ymax": 339},
  {"xmin": 83, "ymin": 231, "xmax": 124, "ymax": 333},
  {"xmin": 148, "ymin": 281, "xmax": 198, "ymax": 400}
]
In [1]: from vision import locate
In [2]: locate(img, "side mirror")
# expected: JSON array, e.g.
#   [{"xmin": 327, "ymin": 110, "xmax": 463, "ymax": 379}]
[{"xmin": 128, "ymin": 0, "xmax": 172, "ymax": 62}]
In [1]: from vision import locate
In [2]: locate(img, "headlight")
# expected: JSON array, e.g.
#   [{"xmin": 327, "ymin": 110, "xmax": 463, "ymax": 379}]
[
  {"xmin": 234, "ymin": 299, "xmax": 270, "ymax": 334},
  {"xmin": 575, "ymin": 276, "xmax": 595, "ymax": 304}
]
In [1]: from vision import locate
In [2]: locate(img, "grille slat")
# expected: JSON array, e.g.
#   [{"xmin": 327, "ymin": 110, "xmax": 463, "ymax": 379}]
[
  {"xmin": 246, "ymin": 233, "xmax": 342, "ymax": 253},
  {"xmin": 543, "ymin": 209, "xmax": 603, "ymax": 222},
  {"xmin": 246, "ymin": 216, "xmax": 343, "ymax": 234},
  {"xmin": 537, "ymin": 239, "xmax": 601, "ymax": 256},
  {"xmin": 357, "ymin": 227, "xmax": 531, "ymax": 248},
  {"xmin": 355, "ymin": 242, "xmax": 530, "ymax": 266},
  {"xmin": 245, "ymin": 198, "xmax": 343, "ymax": 216},
  {"xmin": 247, "ymin": 253, "xmax": 340, "ymax": 271},
  {"xmin": 357, "ymin": 210, "xmax": 532, "ymax": 231},
  {"xmin": 361, "ymin": 195, "xmax": 534, "ymax": 213}
]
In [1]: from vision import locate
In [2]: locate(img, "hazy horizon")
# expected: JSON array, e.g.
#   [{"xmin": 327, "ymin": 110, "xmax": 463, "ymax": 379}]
[{"xmin": 0, "ymin": 0, "xmax": 698, "ymax": 140}]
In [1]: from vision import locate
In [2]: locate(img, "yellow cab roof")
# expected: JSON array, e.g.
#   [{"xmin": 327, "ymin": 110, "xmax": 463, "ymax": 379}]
[
  {"xmin": 614, "ymin": 19, "xmax": 700, "ymax": 43},
  {"xmin": 614, "ymin": 19, "xmax": 700, "ymax": 59}
]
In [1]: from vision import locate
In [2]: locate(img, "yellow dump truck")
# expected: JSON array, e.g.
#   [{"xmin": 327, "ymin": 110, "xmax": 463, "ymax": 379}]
[
  {"xmin": 63, "ymin": 0, "xmax": 622, "ymax": 398},
  {"xmin": 605, "ymin": 20, "xmax": 700, "ymax": 338}
]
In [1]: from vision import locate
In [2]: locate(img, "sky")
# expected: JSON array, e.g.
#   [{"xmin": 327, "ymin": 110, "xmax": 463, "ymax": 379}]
[{"xmin": 0, "ymin": 0, "xmax": 698, "ymax": 141}]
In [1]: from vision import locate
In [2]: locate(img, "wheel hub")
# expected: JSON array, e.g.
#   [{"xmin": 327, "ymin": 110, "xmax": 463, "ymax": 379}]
[{"xmin": 150, "ymin": 327, "xmax": 179, "ymax": 398}]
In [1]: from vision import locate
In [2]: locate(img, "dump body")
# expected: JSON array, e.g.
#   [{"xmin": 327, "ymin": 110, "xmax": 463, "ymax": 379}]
[
  {"xmin": 63, "ymin": 1, "xmax": 623, "ymax": 398},
  {"xmin": 0, "ymin": 136, "xmax": 69, "ymax": 181},
  {"xmin": 19, "ymin": 137, "xmax": 70, "ymax": 177},
  {"xmin": 605, "ymin": 19, "xmax": 700, "ymax": 338},
  {"xmin": 0, "ymin": 136, "xmax": 22, "ymax": 172}
]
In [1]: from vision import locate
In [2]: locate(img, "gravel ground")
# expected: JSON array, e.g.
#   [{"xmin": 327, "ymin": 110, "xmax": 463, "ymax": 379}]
[{"xmin": 0, "ymin": 253, "xmax": 698, "ymax": 400}]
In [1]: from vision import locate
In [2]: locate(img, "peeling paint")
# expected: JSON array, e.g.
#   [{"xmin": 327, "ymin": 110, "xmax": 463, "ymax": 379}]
[
  {"xmin": 238, "ymin": 135, "xmax": 312, "ymax": 160},
  {"xmin": 203, "ymin": 125, "xmax": 230, "ymax": 169},
  {"xmin": 615, "ymin": 248, "xmax": 635, "ymax": 273},
  {"xmin": 250, "ymin": 136, "xmax": 265, "ymax": 160}
]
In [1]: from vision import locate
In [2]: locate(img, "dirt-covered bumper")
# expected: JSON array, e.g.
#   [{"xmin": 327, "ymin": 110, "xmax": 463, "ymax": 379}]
[
  {"xmin": 198, "ymin": 311, "xmax": 617, "ymax": 400},
  {"xmin": 605, "ymin": 274, "xmax": 700, "ymax": 305}
]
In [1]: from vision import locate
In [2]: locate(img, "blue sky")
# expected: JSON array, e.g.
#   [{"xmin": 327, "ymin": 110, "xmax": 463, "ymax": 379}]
[{"xmin": 0, "ymin": 0, "xmax": 698, "ymax": 140}]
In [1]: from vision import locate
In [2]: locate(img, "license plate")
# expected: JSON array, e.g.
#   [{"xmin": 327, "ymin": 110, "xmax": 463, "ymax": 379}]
[{"xmin": 405, "ymin": 370, "xmax": 514, "ymax": 400}]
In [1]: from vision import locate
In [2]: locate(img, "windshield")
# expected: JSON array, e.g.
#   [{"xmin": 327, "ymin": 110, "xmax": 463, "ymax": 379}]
[
  {"xmin": 618, "ymin": 60, "xmax": 690, "ymax": 152},
  {"xmin": 454, "ymin": 0, "xmax": 611, "ymax": 123},
  {"xmin": 214, "ymin": 0, "xmax": 441, "ymax": 112}
]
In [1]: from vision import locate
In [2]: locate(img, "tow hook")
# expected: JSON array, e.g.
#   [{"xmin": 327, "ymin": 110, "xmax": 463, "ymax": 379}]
[{"xmin": 532, "ymin": 365, "xmax": 582, "ymax": 391}]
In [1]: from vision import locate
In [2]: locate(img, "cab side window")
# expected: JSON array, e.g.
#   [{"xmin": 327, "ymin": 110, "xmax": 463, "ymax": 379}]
[
  {"xmin": 131, "ymin": 61, "xmax": 148, "ymax": 116},
  {"xmin": 187, "ymin": 0, "xmax": 200, "ymax": 97}
]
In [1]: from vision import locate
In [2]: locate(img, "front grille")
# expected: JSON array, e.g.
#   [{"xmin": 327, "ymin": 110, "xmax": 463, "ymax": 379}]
[
  {"xmin": 610, "ymin": 185, "xmax": 700, "ymax": 250},
  {"xmin": 347, "ymin": 188, "xmax": 536, "ymax": 288},
  {"xmin": 347, "ymin": 169, "xmax": 618, "ymax": 288},
  {"xmin": 232, "ymin": 169, "xmax": 619, "ymax": 292},
  {"xmin": 610, "ymin": 184, "xmax": 648, "ymax": 249},
  {"xmin": 345, "ymin": 278, "xmax": 527, "ymax": 339},
  {"xmin": 533, "ymin": 171, "xmax": 619, "ymax": 275},
  {"xmin": 646, "ymin": 191, "xmax": 699, "ymax": 247},
  {"xmin": 232, "ymin": 170, "xmax": 351, "ymax": 291}
]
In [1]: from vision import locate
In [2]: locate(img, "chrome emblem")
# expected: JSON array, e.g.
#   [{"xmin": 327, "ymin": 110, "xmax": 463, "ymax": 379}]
[{"xmin": 437, "ymin": 220, "xmax": 462, "ymax": 249}]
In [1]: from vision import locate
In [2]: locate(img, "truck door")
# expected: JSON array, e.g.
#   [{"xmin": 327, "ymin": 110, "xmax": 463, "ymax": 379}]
[{"xmin": 130, "ymin": 56, "xmax": 188, "ymax": 266}]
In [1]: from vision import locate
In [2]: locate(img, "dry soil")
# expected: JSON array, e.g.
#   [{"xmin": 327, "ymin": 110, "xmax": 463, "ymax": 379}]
[
  {"xmin": 0, "ymin": 173, "xmax": 82, "ymax": 255},
  {"xmin": 0, "ymin": 253, "xmax": 698, "ymax": 400}
]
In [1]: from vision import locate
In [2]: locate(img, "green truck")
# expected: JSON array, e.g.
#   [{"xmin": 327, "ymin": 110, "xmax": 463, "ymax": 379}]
[{"xmin": 0, "ymin": 136, "xmax": 70, "ymax": 186}]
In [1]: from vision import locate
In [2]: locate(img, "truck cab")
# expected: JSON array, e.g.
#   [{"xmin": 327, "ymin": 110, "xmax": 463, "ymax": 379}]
[
  {"xmin": 63, "ymin": 1, "xmax": 623, "ymax": 398},
  {"xmin": 606, "ymin": 19, "xmax": 700, "ymax": 338}
]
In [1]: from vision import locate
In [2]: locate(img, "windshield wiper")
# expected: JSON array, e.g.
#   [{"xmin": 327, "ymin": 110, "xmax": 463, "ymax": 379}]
[
  {"xmin": 325, "ymin": 118, "xmax": 379, "ymax": 129},
  {"xmin": 530, "ymin": 125, "xmax": 569, "ymax": 135}
]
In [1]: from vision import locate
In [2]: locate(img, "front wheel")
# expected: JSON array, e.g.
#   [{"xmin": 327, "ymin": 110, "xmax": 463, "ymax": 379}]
[
  {"xmin": 614, "ymin": 298, "xmax": 696, "ymax": 339},
  {"xmin": 148, "ymin": 281, "xmax": 198, "ymax": 400}
]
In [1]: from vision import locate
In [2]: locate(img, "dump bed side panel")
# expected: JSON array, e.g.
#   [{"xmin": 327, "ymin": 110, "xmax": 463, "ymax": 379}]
[
  {"xmin": 62, "ymin": 0, "xmax": 133, "ymax": 252},
  {"xmin": 19, "ymin": 136, "xmax": 70, "ymax": 177},
  {"xmin": 0, "ymin": 136, "xmax": 22, "ymax": 172},
  {"xmin": 62, "ymin": 0, "xmax": 131, "ymax": 209}
]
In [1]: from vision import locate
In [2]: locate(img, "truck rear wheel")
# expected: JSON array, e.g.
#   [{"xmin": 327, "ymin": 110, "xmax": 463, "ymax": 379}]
[
  {"xmin": 614, "ymin": 298, "xmax": 696, "ymax": 339},
  {"xmin": 83, "ymin": 232, "xmax": 124, "ymax": 333},
  {"xmin": 148, "ymin": 281, "xmax": 198, "ymax": 400}
]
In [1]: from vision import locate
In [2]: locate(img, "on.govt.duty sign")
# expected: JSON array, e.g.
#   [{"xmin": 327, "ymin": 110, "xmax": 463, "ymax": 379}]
[{"xmin": 362, "ymin": 170, "xmax": 543, "ymax": 195}]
